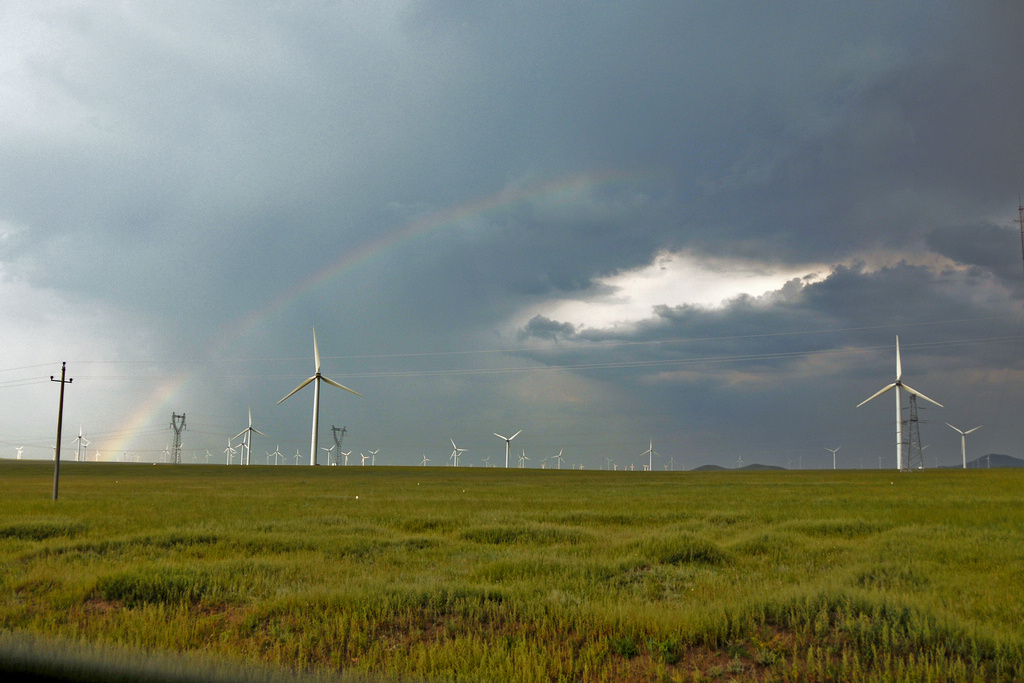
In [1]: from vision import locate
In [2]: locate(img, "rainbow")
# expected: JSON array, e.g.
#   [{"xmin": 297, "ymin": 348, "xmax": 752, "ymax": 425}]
[{"xmin": 106, "ymin": 169, "xmax": 648, "ymax": 457}]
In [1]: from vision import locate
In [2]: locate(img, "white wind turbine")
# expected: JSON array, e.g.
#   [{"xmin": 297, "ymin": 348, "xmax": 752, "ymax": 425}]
[
  {"xmin": 292, "ymin": 449, "xmax": 302, "ymax": 465},
  {"xmin": 369, "ymin": 448, "xmax": 379, "ymax": 466},
  {"xmin": 826, "ymin": 447, "xmax": 841, "ymax": 470},
  {"xmin": 277, "ymin": 327, "xmax": 361, "ymax": 466},
  {"xmin": 360, "ymin": 452, "xmax": 369, "ymax": 466},
  {"xmin": 204, "ymin": 450, "xmax": 212, "ymax": 464},
  {"xmin": 857, "ymin": 336, "xmax": 942, "ymax": 471},
  {"xmin": 72, "ymin": 426, "xmax": 90, "ymax": 463},
  {"xmin": 234, "ymin": 408, "xmax": 267, "ymax": 466},
  {"xmin": 640, "ymin": 440, "xmax": 660, "ymax": 472},
  {"xmin": 223, "ymin": 440, "xmax": 237, "ymax": 465},
  {"xmin": 551, "ymin": 449, "xmax": 565, "ymax": 470},
  {"xmin": 420, "ymin": 454, "xmax": 430, "ymax": 466},
  {"xmin": 269, "ymin": 445, "xmax": 282, "ymax": 466},
  {"xmin": 518, "ymin": 449, "xmax": 531, "ymax": 468},
  {"xmin": 494, "ymin": 430, "xmax": 521, "ymax": 468},
  {"xmin": 945, "ymin": 423, "xmax": 982, "ymax": 469},
  {"xmin": 340, "ymin": 450, "xmax": 351, "ymax": 466},
  {"xmin": 450, "ymin": 439, "xmax": 467, "ymax": 467},
  {"xmin": 16, "ymin": 446, "xmax": 23, "ymax": 460},
  {"xmin": 320, "ymin": 443, "xmax": 337, "ymax": 465}
]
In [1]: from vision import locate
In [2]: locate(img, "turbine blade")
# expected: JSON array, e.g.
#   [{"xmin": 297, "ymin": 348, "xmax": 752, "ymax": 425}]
[
  {"xmin": 254, "ymin": 429, "xmax": 268, "ymax": 437},
  {"xmin": 900, "ymin": 383, "xmax": 943, "ymax": 407},
  {"xmin": 321, "ymin": 376, "xmax": 362, "ymax": 396},
  {"xmin": 233, "ymin": 429, "xmax": 247, "ymax": 440},
  {"xmin": 312, "ymin": 326, "xmax": 321, "ymax": 372},
  {"xmin": 895, "ymin": 335, "xmax": 902, "ymax": 381},
  {"xmin": 964, "ymin": 426, "xmax": 982, "ymax": 434},
  {"xmin": 277, "ymin": 376, "xmax": 315, "ymax": 404},
  {"xmin": 945, "ymin": 422, "xmax": 963, "ymax": 435},
  {"xmin": 856, "ymin": 383, "xmax": 897, "ymax": 407},
  {"xmin": 510, "ymin": 430, "xmax": 522, "ymax": 440},
  {"xmin": 494, "ymin": 433, "xmax": 506, "ymax": 439}
]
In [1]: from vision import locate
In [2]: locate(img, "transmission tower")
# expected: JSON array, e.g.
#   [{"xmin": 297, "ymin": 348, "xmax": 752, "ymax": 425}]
[
  {"xmin": 331, "ymin": 425, "xmax": 347, "ymax": 466},
  {"xmin": 902, "ymin": 395, "xmax": 925, "ymax": 471},
  {"xmin": 170, "ymin": 413, "xmax": 186, "ymax": 465}
]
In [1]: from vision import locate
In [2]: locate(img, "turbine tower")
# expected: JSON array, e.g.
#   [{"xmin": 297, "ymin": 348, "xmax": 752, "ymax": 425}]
[
  {"xmin": 640, "ymin": 439, "xmax": 659, "ymax": 472},
  {"xmin": 73, "ymin": 427, "xmax": 90, "ymax": 463},
  {"xmin": 945, "ymin": 422, "xmax": 981, "ymax": 469},
  {"xmin": 494, "ymin": 430, "xmax": 521, "ymax": 468},
  {"xmin": 857, "ymin": 336, "xmax": 942, "ymax": 471},
  {"xmin": 277, "ymin": 327, "xmax": 361, "ymax": 466}
]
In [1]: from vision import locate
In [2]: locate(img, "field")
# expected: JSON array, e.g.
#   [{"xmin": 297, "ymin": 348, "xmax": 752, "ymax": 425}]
[{"xmin": 1, "ymin": 461, "xmax": 1022, "ymax": 682}]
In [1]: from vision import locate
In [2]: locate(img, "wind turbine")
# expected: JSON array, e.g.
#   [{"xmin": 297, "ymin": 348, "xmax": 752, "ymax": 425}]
[
  {"xmin": 551, "ymin": 449, "xmax": 565, "ymax": 470},
  {"xmin": 857, "ymin": 336, "xmax": 942, "ymax": 471},
  {"xmin": 277, "ymin": 327, "xmax": 361, "ymax": 466},
  {"xmin": 360, "ymin": 452, "xmax": 369, "ymax": 466},
  {"xmin": 269, "ymin": 445, "xmax": 282, "ymax": 466},
  {"xmin": 204, "ymin": 450, "xmax": 212, "ymax": 464},
  {"xmin": 494, "ymin": 430, "xmax": 521, "ymax": 468},
  {"xmin": 369, "ymin": 448, "xmax": 379, "ymax": 466},
  {"xmin": 293, "ymin": 449, "xmax": 302, "ymax": 465},
  {"xmin": 340, "ymin": 450, "xmax": 351, "ymax": 466},
  {"xmin": 16, "ymin": 446, "xmax": 23, "ymax": 460},
  {"xmin": 450, "ymin": 439, "xmax": 466, "ymax": 467},
  {"xmin": 223, "ymin": 440, "xmax": 236, "ymax": 465},
  {"xmin": 72, "ymin": 427, "xmax": 90, "ymax": 462},
  {"xmin": 320, "ymin": 443, "xmax": 337, "ymax": 465},
  {"xmin": 826, "ymin": 447, "xmax": 841, "ymax": 470},
  {"xmin": 640, "ymin": 440, "xmax": 659, "ymax": 472},
  {"xmin": 420, "ymin": 454, "xmax": 430, "ymax": 466},
  {"xmin": 519, "ymin": 449, "xmax": 530, "ymax": 468},
  {"xmin": 945, "ymin": 423, "xmax": 982, "ymax": 469},
  {"xmin": 234, "ymin": 408, "xmax": 267, "ymax": 466}
]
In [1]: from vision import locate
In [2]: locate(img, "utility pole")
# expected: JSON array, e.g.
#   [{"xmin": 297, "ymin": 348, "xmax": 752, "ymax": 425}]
[
  {"xmin": 51, "ymin": 362, "xmax": 72, "ymax": 501},
  {"xmin": 170, "ymin": 413, "xmax": 186, "ymax": 464}
]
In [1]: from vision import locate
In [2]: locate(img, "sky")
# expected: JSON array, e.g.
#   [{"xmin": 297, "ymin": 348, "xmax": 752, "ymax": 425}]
[{"xmin": 2, "ymin": 1, "xmax": 1023, "ymax": 471}]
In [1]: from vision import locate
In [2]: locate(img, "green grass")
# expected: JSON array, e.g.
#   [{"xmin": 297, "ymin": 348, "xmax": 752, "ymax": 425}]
[{"xmin": 1, "ymin": 461, "xmax": 1022, "ymax": 681}]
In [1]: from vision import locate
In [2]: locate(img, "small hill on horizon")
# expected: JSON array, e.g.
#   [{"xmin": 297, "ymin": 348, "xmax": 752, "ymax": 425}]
[
  {"xmin": 691, "ymin": 463, "xmax": 786, "ymax": 472},
  {"xmin": 939, "ymin": 453, "xmax": 1024, "ymax": 469}
]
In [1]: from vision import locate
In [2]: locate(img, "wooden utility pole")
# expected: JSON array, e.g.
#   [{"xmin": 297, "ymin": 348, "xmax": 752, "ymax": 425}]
[{"xmin": 51, "ymin": 362, "xmax": 72, "ymax": 500}]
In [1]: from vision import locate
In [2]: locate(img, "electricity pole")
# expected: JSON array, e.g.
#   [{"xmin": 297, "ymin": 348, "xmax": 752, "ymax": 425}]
[
  {"xmin": 51, "ymin": 362, "xmax": 72, "ymax": 501},
  {"xmin": 170, "ymin": 413, "xmax": 186, "ymax": 464}
]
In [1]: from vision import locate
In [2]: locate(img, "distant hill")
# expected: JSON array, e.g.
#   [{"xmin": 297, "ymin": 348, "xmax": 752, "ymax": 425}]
[
  {"xmin": 691, "ymin": 463, "xmax": 786, "ymax": 472},
  {"xmin": 938, "ymin": 453, "xmax": 1024, "ymax": 469}
]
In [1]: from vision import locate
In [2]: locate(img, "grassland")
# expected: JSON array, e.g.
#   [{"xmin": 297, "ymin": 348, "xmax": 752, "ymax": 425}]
[{"xmin": 1, "ymin": 461, "xmax": 1022, "ymax": 682}]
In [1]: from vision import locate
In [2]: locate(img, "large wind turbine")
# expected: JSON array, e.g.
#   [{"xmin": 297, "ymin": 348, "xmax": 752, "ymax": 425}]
[
  {"xmin": 277, "ymin": 327, "xmax": 361, "ymax": 466},
  {"xmin": 494, "ymin": 430, "xmax": 521, "ymax": 468},
  {"xmin": 857, "ymin": 336, "xmax": 942, "ymax": 471},
  {"xmin": 826, "ymin": 447, "xmax": 840, "ymax": 470},
  {"xmin": 945, "ymin": 423, "xmax": 981, "ymax": 469},
  {"xmin": 234, "ymin": 407, "xmax": 267, "ymax": 465},
  {"xmin": 640, "ymin": 439, "xmax": 660, "ymax": 472},
  {"xmin": 73, "ymin": 426, "xmax": 90, "ymax": 463},
  {"xmin": 449, "ymin": 439, "xmax": 466, "ymax": 467}
]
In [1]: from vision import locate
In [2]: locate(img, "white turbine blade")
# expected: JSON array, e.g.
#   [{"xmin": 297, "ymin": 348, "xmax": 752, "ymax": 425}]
[
  {"xmin": 494, "ymin": 433, "xmax": 507, "ymax": 440},
  {"xmin": 451, "ymin": 439, "xmax": 458, "ymax": 449},
  {"xmin": 856, "ymin": 383, "xmax": 897, "ymax": 407},
  {"xmin": 321, "ymin": 375, "xmax": 362, "ymax": 396},
  {"xmin": 900, "ymin": 383, "xmax": 943, "ymax": 407},
  {"xmin": 964, "ymin": 426, "xmax": 982, "ymax": 435},
  {"xmin": 253, "ymin": 429, "xmax": 268, "ymax": 438},
  {"xmin": 277, "ymin": 376, "xmax": 315, "ymax": 404},
  {"xmin": 895, "ymin": 335, "xmax": 902, "ymax": 381},
  {"xmin": 313, "ymin": 326, "xmax": 321, "ymax": 373},
  {"xmin": 945, "ymin": 422, "xmax": 964, "ymax": 435},
  {"xmin": 233, "ymin": 428, "xmax": 247, "ymax": 440},
  {"xmin": 510, "ymin": 430, "xmax": 522, "ymax": 440}
]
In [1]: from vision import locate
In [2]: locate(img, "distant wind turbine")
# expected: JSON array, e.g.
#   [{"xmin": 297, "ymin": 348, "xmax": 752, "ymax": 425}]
[
  {"xmin": 450, "ymin": 439, "xmax": 467, "ymax": 467},
  {"xmin": 640, "ymin": 440, "xmax": 660, "ymax": 472},
  {"xmin": 945, "ymin": 423, "xmax": 982, "ymax": 469},
  {"xmin": 277, "ymin": 327, "xmax": 361, "ymax": 466},
  {"xmin": 857, "ymin": 336, "xmax": 942, "ymax": 471},
  {"xmin": 826, "ymin": 447, "xmax": 841, "ymax": 470},
  {"xmin": 369, "ymin": 448, "xmax": 379, "ymax": 466},
  {"xmin": 551, "ymin": 449, "xmax": 565, "ymax": 470},
  {"xmin": 494, "ymin": 430, "xmax": 521, "ymax": 468},
  {"xmin": 320, "ymin": 443, "xmax": 337, "ymax": 465},
  {"xmin": 234, "ymin": 407, "xmax": 267, "ymax": 466},
  {"xmin": 420, "ymin": 454, "xmax": 430, "ymax": 466},
  {"xmin": 269, "ymin": 445, "xmax": 282, "ymax": 466},
  {"xmin": 223, "ymin": 440, "xmax": 236, "ymax": 465},
  {"xmin": 293, "ymin": 449, "xmax": 302, "ymax": 465},
  {"xmin": 360, "ymin": 452, "xmax": 369, "ymax": 466},
  {"xmin": 16, "ymin": 446, "xmax": 23, "ymax": 460},
  {"xmin": 340, "ymin": 450, "xmax": 351, "ymax": 466},
  {"xmin": 518, "ymin": 449, "xmax": 530, "ymax": 468},
  {"xmin": 73, "ymin": 426, "xmax": 90, "ymax": 463}
]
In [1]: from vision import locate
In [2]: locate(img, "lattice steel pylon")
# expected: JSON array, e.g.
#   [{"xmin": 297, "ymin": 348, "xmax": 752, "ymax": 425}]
[
  {"xmin": 170, "ymin": 413, "xmax": 186, "ymax": 465},
  {"xmin": 330, "ymin": 425, "xmax": 347, "ymax": 467},
  {"xmin": 902, "ymin": 395, "xmax": 924, "ymax": 471}
]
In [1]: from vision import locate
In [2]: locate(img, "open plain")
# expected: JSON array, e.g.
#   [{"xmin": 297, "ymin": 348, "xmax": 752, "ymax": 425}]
[{"xmin": 1, "ymin": 461, "xmax": 1022, "ymax": 682}]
